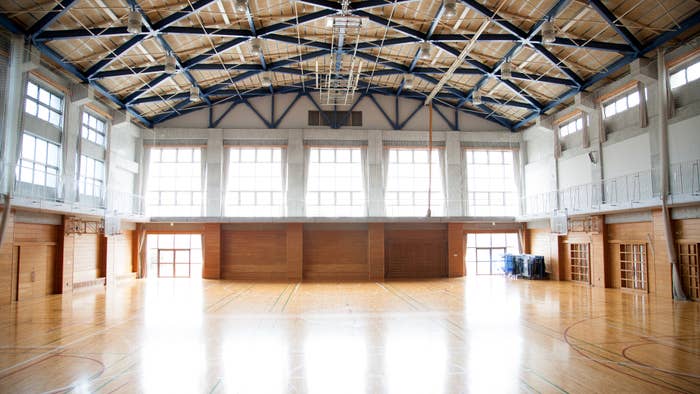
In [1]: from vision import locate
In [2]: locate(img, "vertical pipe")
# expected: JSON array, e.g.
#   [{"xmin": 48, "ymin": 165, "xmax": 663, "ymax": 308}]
[
  {"xmin": 427, "ymin": 103, "xmax": 433, "ymax": 217},
  {"xmin": 657, "ymin": 48, "xmax": 687, "ymax": 300}
]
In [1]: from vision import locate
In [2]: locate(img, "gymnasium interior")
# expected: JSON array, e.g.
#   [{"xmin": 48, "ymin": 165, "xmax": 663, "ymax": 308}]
[{"xmin": 0, "ymin": 0, "xmax": 699, "ymax": 392}]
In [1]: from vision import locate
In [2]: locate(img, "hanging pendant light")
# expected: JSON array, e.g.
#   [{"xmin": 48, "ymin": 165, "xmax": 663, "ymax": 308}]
[
  {"xmin": 234, "ymin": 0, "xmax": 248, "ymax": 13},
  {"xmin": 501, "ymin": 61, "xmax": 512, "ymax": 80},
  {"xmin": 164, "ymin": 53, "xmax": 177, "ymax": 74},
  {"xmin": 190, "ymin": 86, "xmax": 200, "ymax": 102},
  {"xmin": 250, "ymin": 38, "xmax": 262, "ymax": 56},
  {"xmin": 127, "ymin": 9, "xmax": 141, "ymax": 34},
  {"xmin": 542, "ymin": 20, "xmax": 556, "ymax": 44},
  {"xmin": 403, "ymin": 74, "xmax": 414, "ymax": 90},
  {"xmin": 261, "ymin": 72, "xmax": 272, "ymax": 87},
  {"xmin": 420, "ymin": 42, "xmax": 432, "ymax": 60},
  {"xmin": 472, "ymin": 90, "xmax": 482, "ymax": 105},
  {"xmin": 443, "ymin": 0, "xmax": 457, "ymax": 18}
]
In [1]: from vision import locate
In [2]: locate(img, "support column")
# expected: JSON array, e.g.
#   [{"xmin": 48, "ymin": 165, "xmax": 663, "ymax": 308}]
[
  {"xmin": 448, "ymin": 223, "xmax": 465, "ymax": 277},
  {"xmin": 57, "ymin": 216, "xmax": 74, "ymax": 293},
  {"xmin": 367, "ymin": 132, "xmax": 384, "ymax": 216},
  {"xmin": 589, "ymin": 216, "xmax": 606, "ymax": 288},
  {"xmin": 286, "ymin": 223, "xmax": 302, "ymax": 281},
  {"xmin": 206, "ymin": 131, "xmax": 223, "ymax": 217},
  {"xmin": 368, "ymin": 223, "xmax": 384, "ymax": 280},
  {"xmin": 445, "ymin": 133, "xmax": 462, "ymax": 216},
  {"xmin": 287, "ymin": 130, "xmax": 304, "ymax": 217},
  {"xmin": 202, "ymin": 223, "xmax": 220, "ymax": 279}
]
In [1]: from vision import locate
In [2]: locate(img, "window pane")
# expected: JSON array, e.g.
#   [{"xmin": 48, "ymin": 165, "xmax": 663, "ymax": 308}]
[
  {"xmin": 687, "ymin": 62, "xmax": 700, "ymax": 82},
  {"xmin": 306, "ymin": 147, "xmax": 365, "ymax": 217}
]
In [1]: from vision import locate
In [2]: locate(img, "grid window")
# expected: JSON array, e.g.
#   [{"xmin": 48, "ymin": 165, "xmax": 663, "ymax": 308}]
[
  {"xmin": 603, "ymin": 90, "xmax": 640, "ymax": 118},
  {"xmin": 25, "ymin": 81, "xmax": 63, "ymax": 127},
  {"xmin": 79, "ymin": 155, "xmax": 105, "ymax": 199},
  {"xmin": 146, "ymin": 147, "xmax": 204, "ymax": 217},
  {"xmin": 559, "ymin": 116, "xmax": 584, "ymax": 138},
  {"xmin": 147, "ymin": 234, "xmax": 203, "ymax": 278},
  {"xmin": 677, "ymin": 243, "xmax": 700, "ymax": 300},
  {"xmin": 670, "ymin": 60, "xmax": 700, "ymax": 89},
  {"xmin": 466, "ymin": 233, "xmax": 519, "ymax": 276},
  {"xmin": 385, "ymin": 149, "xmax": 444, "ymax": 216},
  {"xmin": 226, "ymin": 147, "xmax": 285, "ymax": 217},
  {"xmin": 570, "ymin": 243, "xmax": 590, "ymax": 283},
  {"xmin": 15, "ymin": 133, "xmax": 60, "ymax": 188},
  {"xmin": 306, "ymin": 147, "xmax": 365, "ymax": 217},
  {"xmin": 465, "ymin": 150, "xmax": 517, "ymax": 216},
  {"xmin": 81, "ymin": 112, "xmax": 106, "ymax": 146},
  {"xmin": 619, "ymin": 243, "xmax": 647, "ymax": 291}
]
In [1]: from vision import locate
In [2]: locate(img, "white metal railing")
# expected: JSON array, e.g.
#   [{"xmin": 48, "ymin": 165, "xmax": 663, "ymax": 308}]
[{"xmin": 670, "ymin": 158, "xmax": 700, "ymax": 198}]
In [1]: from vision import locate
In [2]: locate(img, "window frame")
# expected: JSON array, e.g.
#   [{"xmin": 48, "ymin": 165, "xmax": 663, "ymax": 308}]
[
  {"xmin": 305, "ymin": 146, "xmax": 366, "ymax": 217},
  {"xmin": 464, "ymin": 148, "xmax": 517, "ymax": 217},
  {"xmin": 602, "ymin": 89, "xmax": 641, "ymax": 119},
  {"xmin": 78, "ymin": 154, "xmax": 105, "ymax": 200},
  {"xmin": 146, "ymin": 146, "xmax": 205, "ymax": 217},
  {"xmin": 385, "ymin": 147, "xmax": 444, "ymax": 217},
  {"xmin": 15, "ymin": 132, "xmax": 61, "ymax": 190},
  {"xmin": 81, "ymin": 110, "xmax": 108, "ymax": 147},
  {"xmin": 225, "ymin": 146, "xmax": 286, "ymax": 217},
  {"xmin": 619, "ymin": 243, "xmax": 647, "ymax": 291},
  {"xmin": 558, "ymin": 116, "xmax": 584, "ymax": 138},
  {"xmin": 669, "ymin": 58, "xmax": 700, "ymax": 90},
  {"xmin": 24, "ymin": 79, "xmax": 64, "ymax": 128}
]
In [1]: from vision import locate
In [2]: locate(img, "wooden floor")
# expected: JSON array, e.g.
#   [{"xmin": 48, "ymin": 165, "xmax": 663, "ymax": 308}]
[{"xmin": 0, "ymin": 277, "xmax": 698, "ymax": 393}]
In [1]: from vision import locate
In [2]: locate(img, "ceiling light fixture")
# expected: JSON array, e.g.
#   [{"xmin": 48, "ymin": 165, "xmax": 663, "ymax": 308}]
[
  {"xmin": 542, "ymin": 20, "xmax": 556, "ymax": 44},
  {"xmin": 420, "ymin": 42, "xmax": 432, "ymax": 60},
  {"xmin": 403, "ymin": 74, "xmax": 414, "ymax": 90},
  {"xmin": 443, "ymin": 0, "xmax": 457, "ymax": 18},
  {"xmin": 164, "ymin": 53, "xmax": 177, "ymax": 74},
  {"xmin": 127, "ymin": 9, "xmax": 141, "ymax": 34},
  {"xmin": 234, "ymin": 0, "xmax": 248, "ymax": 13},
  {"xmin": 190, "ymin": 86, "xmax": 200, "ymax": 102},
  {"xmin": 261, "ymin": 72, "xmax": 272, "ymax": 87},
  {"xmin": 250, "ymin": 38, "xmax": 262, "ymax": 56},
  {"xmin": 501, "ymin": 61, "xmax": 512, "ymax": 80},
  {"xmin": 472, "ymin": 90, "xmax": 482, "ymax": 105}
]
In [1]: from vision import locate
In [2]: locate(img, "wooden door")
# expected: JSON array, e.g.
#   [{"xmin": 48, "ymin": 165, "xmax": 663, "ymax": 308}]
[{"xmin": 16, "ymin": 245, "xmax": 56, "ymax": 301}]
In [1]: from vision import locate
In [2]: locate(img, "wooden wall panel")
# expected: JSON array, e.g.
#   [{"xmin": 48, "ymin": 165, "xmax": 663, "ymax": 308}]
[
  {"xmin": 652, "ymin": 210, "xmax": 672, "ymax": 298},
  {"xmin": 104, "ymin": 230, "xmax": 135, "ymax": 287},
  {"xmin": 527, "ymin": 228, "xmax": 561, "ymax": 280},
  {"xmin": 221, "ymin": 230, "xmax": 287, "ymax": 280},
  {"xmin": 13, "ymin": 222, "xmax": 58, "ymax": 300},
  {"xmin": 368, "ymin": 223, "xmax": 384, "ymax": 281},
  {"xmin": 202, "ymin": 224, "xmax": 220, "ymax": 279},
  {"xmin": 287, "ymin": 224, "xmax": 302, "ymax": 281},
  {"xmin": 448, "ymin": 223, "xmax": 465, "ymax": 278},
  {"xmin": 303, "ymin": 228, "xmax": 368, "ymax": 280},
  {"xmin": 72, "ymin": 234, "xmax": 102, "ymax": 284},
  {"xmin": 385, "ymin": 229, "xmax": 447, "ymax": 279},
  {"xmin": 0, "ymin": 210, "xmax": 16, "ymax": 305}
]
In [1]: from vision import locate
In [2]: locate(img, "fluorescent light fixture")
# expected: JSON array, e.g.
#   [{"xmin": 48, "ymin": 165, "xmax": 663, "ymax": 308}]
[
  {"xmin": 250, "ymin": 38, "xmax": 262, "ymax": 56},
  {"xmin": 261, "ymin": 73, "xmax": 272, "ymax": 87},
  {"xmin": 164, "ymin": 53, "xmax": 177, "ymax": 74},
  {"xmin": 542, "ymin": 20, "xmax": 556, "ymax": 44},
  {"xmin": 404, "ymin": 75, "xmax": 414, "ymax": 89},
  {"xmin": 501, "ymin": 61, "xmax": 512, "ymax": 80},
  {"xmin": 190, "ymin": 86, "xmax": 200, "ymax": 102},
  {"xmin": 443, "ymin": 1, "xmax": 457, "ymax": 18},
  {"xmin": 234, "ymin": 0, "xmax": 248, "ymax": 13},
  {"xmin": 472, "ymin": 90, "xmax": 482, "ymax": 105},
  {"xmin": 420, "ymin": 42, "xmax": 432, "ymax": 60}
]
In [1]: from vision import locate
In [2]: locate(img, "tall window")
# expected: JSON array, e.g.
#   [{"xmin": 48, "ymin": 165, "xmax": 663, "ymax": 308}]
[
  {"xmin": 603, "ymin": 90, "xmax": 640, "ymax": 118},
  {"xmin": 81, "ymin": 112, "xmax": 107, "ymax": 146},
  {"xmin": 146, "ymin": 147, "xmax": 204, "ymax": 217},
  {"xmin": 385, "ymin": 148, "xmax": 443, "ymax": 216},
  {"xmin": 25, "ymin": 81, "xmax": 63, "ymax": 127},
  {"xmin": 619, "ymin": 243, "xmax": 646, "ymax": 291},
  {"xmin": 670, "ymin": 59, "xmax": 700, "ymax": 89},
  {"xmin": 16, "ymin": 133, "xmax": 60, "ymax": 189},
  {"xmin": 465, "ymin": 149, "xmax": 517, "ymax": 216},
  {"xmin": 78, "ymin": 155, "xmax": 105, "ymax": 199},
  {"xmin": 466, "ymin": 233, "xmax": 519, "ymax": 276},
  {"xmin": 306, "ymin": 147, "xmax": 365, "ymax": 217},
  {"xmin": 226, "ymin": 147, "xmax": 285, "ymax": 216}
]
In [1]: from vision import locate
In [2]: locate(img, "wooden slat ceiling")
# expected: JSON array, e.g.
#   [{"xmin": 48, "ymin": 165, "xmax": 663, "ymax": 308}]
[{"xmin": 1, "ymin": 0, "xmax": 699, "ymax": 129}]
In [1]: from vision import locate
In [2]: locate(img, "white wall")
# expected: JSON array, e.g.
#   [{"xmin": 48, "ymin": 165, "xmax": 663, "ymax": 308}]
[
  {"xmin": 602, "ymin": 132, "xmax": 652, "ymax": 179},
  {"xmin": 558, "ymin": 154, "xmax": 592, "ymax": 189},
  {"xmin": 668, "ymin": 115, "xmax": 700, "ymax": 164}
]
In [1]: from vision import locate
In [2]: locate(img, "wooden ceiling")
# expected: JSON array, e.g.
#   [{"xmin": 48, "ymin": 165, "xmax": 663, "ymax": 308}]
[{"xmin": 1, "ymin": 0, "xmax": 699, "ymax": 129}]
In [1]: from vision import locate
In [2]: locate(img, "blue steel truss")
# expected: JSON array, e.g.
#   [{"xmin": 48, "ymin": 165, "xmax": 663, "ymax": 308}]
[{"xmin": 0, "ymin": 0, "xmax": 697, "ymax": 131}]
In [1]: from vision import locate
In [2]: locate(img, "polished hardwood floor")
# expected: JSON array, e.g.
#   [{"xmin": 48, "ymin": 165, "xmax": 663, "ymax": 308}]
[{"xmin": 0, "ymin": 277, "xmax": 698, "ymax": 393}]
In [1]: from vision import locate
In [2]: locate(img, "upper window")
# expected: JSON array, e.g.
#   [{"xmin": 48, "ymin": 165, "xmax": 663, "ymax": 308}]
[
  {"xmin": 81, "ymin": 112, "xmax": 107, "ymax": 146},
  {"xmin": 146, "ymin": 147, "xmax": 204, "ymax": 217},
  {"xmin": 670, "ymin": 60, "xmax": 700, "ymax": 89},
  {"xmin": 465, "ymin": 149, "xmax": 517, "ymax": 216},
  {"xmin": 603, "ymin": 90, "xmax": 640, "ymax": 118},
  {"xmin": 79, "ymin": 155, "xmax": 105, "ymax": 199},
  {"xmin": 385, "ymin": 148, "xmax": 444, "ymax": 216},
  {"xmin": 16, "ymin": 133, "xmax": 60, "ymax": 188},
  {"xmin": 306, "ymin": 147, "xmax": 365, "ymax": 217},
  {"xmin": 25, "ymin": 81, "xmax": 63, "ymax": 127},
  {"xmin": 226, "ymin": 147, "xmax": 285, "ymax": 217},
  {"xmin": 559, "ymin": 116, "xmax": 584, "ymax": 138}
]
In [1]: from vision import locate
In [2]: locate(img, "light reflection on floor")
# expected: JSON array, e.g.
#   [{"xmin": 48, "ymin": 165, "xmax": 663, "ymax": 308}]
[{"xmin": 0, "ymin": 276, "xmax": 699, "ymax": 393}]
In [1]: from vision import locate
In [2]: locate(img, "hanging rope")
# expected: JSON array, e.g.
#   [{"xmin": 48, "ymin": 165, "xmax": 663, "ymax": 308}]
[{"xmin": 427, "ymin": 103, "xmax": 433, "ymax": 217}]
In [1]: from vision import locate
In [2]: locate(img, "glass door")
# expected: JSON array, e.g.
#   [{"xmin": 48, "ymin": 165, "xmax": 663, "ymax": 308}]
[
  {"xmin": 475, "ymin": 247, "xmax": 506, "ymax": 275},
  {"xmin": 157, "ymin": 249, "xmax": 191, "ymax": 278}
]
